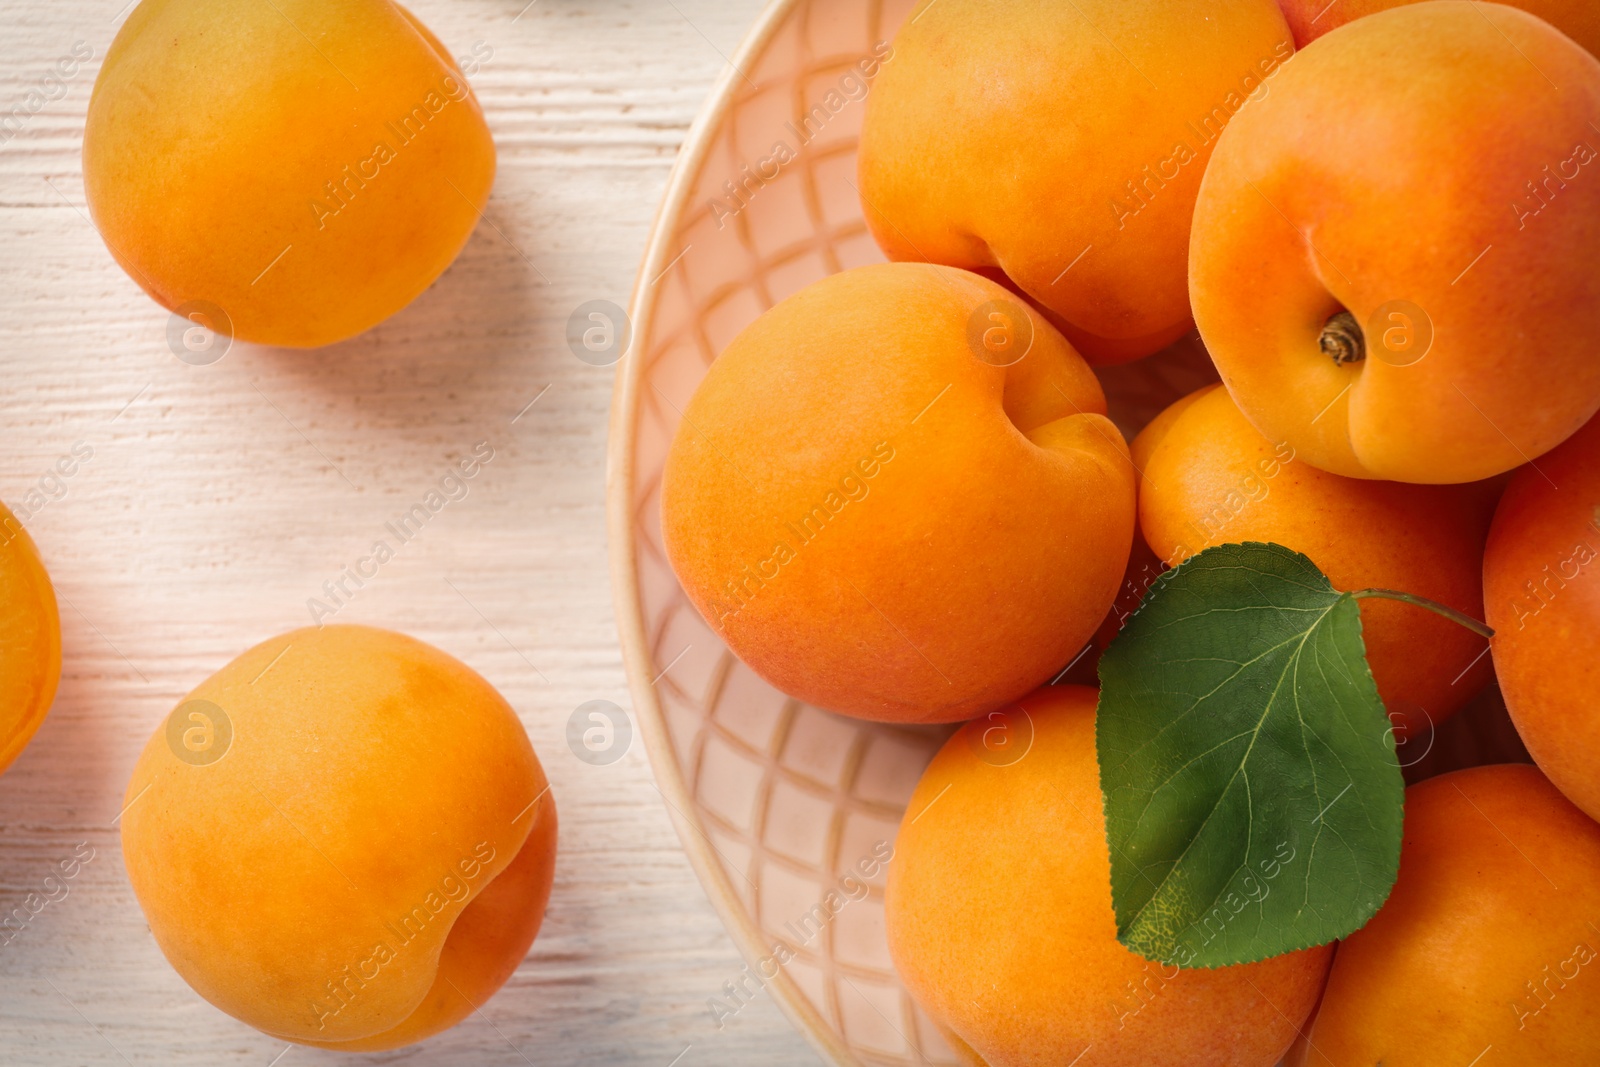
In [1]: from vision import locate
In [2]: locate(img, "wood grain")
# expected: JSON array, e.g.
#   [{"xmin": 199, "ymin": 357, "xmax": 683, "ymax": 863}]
[{"xmin": 0, "ymin": 1, "xmax": 820, "ymax": 1063}]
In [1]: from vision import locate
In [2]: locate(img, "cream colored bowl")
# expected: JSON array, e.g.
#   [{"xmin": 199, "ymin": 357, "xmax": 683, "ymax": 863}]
[{"xmin": 606, "ymin": 1, "xmax": 1524, "ymax": 1063}]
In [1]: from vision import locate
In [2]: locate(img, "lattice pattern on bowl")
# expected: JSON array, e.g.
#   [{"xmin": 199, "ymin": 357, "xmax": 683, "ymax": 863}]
[{"xmin": 606, "ymin": 2, "xmax": 1527, "ymax": 1064}]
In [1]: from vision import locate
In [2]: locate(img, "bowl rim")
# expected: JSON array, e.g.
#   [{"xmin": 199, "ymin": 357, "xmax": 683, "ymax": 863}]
[{"xmin": 604, "ymin": 1, "xmax": 866, "ymax": 1064}]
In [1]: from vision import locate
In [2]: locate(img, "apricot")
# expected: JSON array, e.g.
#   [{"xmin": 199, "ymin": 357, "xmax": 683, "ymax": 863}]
[
  {"xmin": 1133, "ymin": 385, "xmax": 1496, "ymax": 735},
  {"xmin": 84, "ymin": 0, "xmax": 495, "ymax": 348},
  {"xmin": 1190, "ymin": 2, "xmax": 1600, "ymax": 483},
  {"xmin": 1483, "ymin": 412, "xmax": 1600, "ymax": 822},
  {"xmin": 1278, "ymin": 0, "xmax": 1600, "ymax": 57},
  {"xmin": 888, "ymin": 685, "xmax": 1333, "ymax": 1066},
  {"xmin": 0, "ymin": 504, "xmax": 60, "ymax": 775},
  {"xmin": 120, "ymin": 625, "xmax": 557, "ymax": 1050},
  {"xmin": 857, "ymin": 0, "xmax": 1294, "ymax": 364},
  {"xmin": 1290, "ymin": 765, "xmax": 1600, "ymax": 1065},
  {"xmin": 659, "ymin": 263, "xmax": 1136, "ymax": 723}
]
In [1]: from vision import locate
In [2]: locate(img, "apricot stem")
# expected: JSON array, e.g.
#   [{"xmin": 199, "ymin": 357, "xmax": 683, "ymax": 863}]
[
  {"xmin": 1320, "ymin": 311, "xmax": 1365, "ymax": 365},
  {"xmin": 1350, "ymin": 588, "xmax": 1495, "ymax": 640}
]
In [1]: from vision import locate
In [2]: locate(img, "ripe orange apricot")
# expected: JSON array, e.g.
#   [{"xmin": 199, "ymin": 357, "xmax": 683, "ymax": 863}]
[
  {"xmin": 1132, "ymin": 385, "xmax": 1496, "ymax": 735},
  {"xmin": 660, "ymin": 263, "xmax": 1136, "ymax": 723},
  {"xmin": 888, "ymin": 685, "xmax": 1333, "ymax": 1066},
  {"xmin": 120, "ymin": 625, "xmax": 557, "ymax": 1050},
  {"xmin": 84, "ymin": 0, "xmax": 495, "ymax": 348},
  {"xmin": 858, "ymin": 0, "xmax": 1294, "ymax": 364},
  {"xmin": 1483, "ymin": 412, "xmax": 1600, "ymax": 822},
  {"xmin": 0, "ymin": 504, "xmax": 60, "ymax": 775},
  {"xmin": 1191, "ymin": 2, "xmax": 1600, "ymax": 483},
  {"xmin": 1290, "ymin": 764, "xmax": 1600, "ymax": 1065},
  {"xmin": 1278, "ymin": 0, "xmax": 1599, "ymax": 56}
]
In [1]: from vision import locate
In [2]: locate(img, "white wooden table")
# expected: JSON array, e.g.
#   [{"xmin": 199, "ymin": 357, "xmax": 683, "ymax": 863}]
[{"xmin": 0, "ymin": 2, "xmax": 822, "ymax": 1063}]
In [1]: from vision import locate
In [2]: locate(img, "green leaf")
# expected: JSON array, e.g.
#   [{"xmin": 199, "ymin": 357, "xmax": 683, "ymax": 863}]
[{"xmin": 1096, "ymin": 541, "xmax": 1403, "ymax": 968}]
